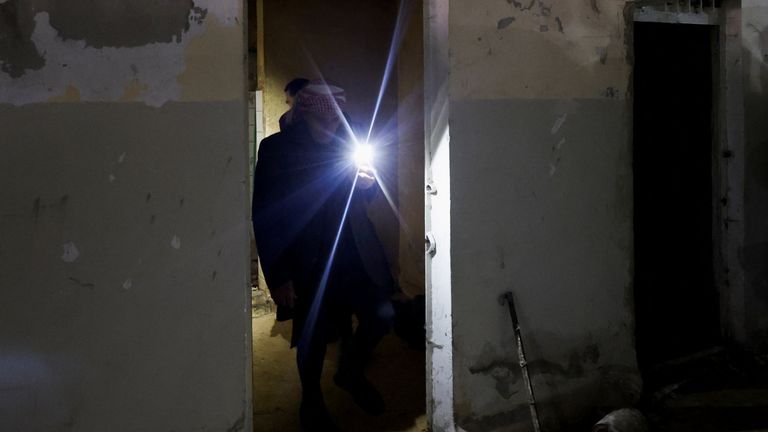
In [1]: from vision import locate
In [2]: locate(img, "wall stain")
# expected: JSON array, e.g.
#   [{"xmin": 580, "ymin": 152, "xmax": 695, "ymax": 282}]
[
  {"xmin": 497, "ymin": 17, "xmax": 516, "ymax": 30},
  {"xmin": 67, "ymin": 277, "xmax": 95, "ymax": 289},
  {"xmin": 469, "ymin": 342, "xmax": 602, "ymax": 398},
  {"xmin": 597, "ymin": 46, "xmax": 608, "ymax": 65},
  {"xmin": 507, "ymin": 0, "xmax": 536, "ymax": 11},
  {"xmin": 31, "ymin": 195, "xmax": 69, "ymax": 222},
  {"xmin": 32, "ymin": 197, "xmax": 41, "ymax": 222},
  {"xmin": 555, "ymin": 17, "xmax": 564, "ymax": 33},
  {"xmin": 1, "ymin": 0, "xmax": 202, "ymax": 77},
  {"xmin": 191, "ymin": 6, "xmax": 208, "ymax": 25},
  {"xmin": 591, "ymin": 0, "xmax": 601, "ymax": 15},
  {"xmin": 538, "ymin": 1, "xmax": 551, "ymax": 17},
  {"xmin": 522, "ymin": 0, "xmax": 536, "ymax": 11},
  {"xmin": 47, "ymin": 0, "xmax": 197, "ymax": 48},
  {"xmin": 468, "ymin": 358, "xmax": 521, "ymax": 399}
]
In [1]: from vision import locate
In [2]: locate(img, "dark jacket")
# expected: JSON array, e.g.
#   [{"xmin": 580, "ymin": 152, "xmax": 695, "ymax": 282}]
[{"xmin": 251, "ymin": 121, "xmax": 394, "ymax": 344}]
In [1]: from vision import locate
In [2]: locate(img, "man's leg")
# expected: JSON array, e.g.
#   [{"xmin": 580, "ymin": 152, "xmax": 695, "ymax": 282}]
[
  {"xmin": 335, "ymin": 293, "xmax": 395, "ymax": 414},
  {"xmin": 297, "ymin": 333, "xmax": 326, "ymax": 401},
  {"xmin": 296, "ymin": 310, "xmax": 338, "ymax": 431}
]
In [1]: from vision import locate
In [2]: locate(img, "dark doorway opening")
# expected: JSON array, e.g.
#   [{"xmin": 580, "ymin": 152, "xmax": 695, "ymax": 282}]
[
  {"xmin": 247, "ymin": 1, "xmax": 427, "ymax": 430},
  {"xmin": 633, "ymin": 22, "xmax": 721, "ymax": 375}
]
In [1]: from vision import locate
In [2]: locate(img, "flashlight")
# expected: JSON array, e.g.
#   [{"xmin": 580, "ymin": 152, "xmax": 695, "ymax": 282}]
[{"xmin": 353, "ymin": 143, "xmax": 374, "ymax": 170}]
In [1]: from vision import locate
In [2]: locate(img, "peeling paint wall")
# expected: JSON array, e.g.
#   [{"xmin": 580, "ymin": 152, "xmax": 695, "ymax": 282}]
[
  {"xmin": 0, "ymin": 2, "xmax": 252, "ymax": 431},
  {"xmin": 0, "ymin": 0, "xmax": 242, "ymax": 106},
  {"xmin": 742, "ymin": 0, "xmax": 768, "ymax": 352},
  {"xmin": 430, "ymin": 0, "xmax": 640, "ymax": 429}
]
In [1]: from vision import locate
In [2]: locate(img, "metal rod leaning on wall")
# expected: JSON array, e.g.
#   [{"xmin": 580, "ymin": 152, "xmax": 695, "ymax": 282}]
[{"xmin": 500, "ymin": 291, "xmax": 542, "ymax": 432}]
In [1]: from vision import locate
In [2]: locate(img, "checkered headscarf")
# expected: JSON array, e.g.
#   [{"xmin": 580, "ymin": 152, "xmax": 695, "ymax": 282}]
[{"xmin": 294, "ymin": 81, "xmax": 346, "ymax": 117}]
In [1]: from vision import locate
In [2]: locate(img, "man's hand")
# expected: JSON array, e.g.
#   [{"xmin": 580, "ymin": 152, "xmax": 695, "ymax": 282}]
[
  {"xmin": 272, "ymin": 280, "xmax": 297, "ymax": 308},
  {"xmin": 356, "ymin": 167, "xmax": 376, "ymax": 190}
]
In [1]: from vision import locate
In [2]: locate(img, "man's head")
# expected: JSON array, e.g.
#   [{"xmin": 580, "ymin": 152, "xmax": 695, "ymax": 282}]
[
  {"xmin": 294, "ymin": 81, "xmax": 346, "ymax": 143},
  {"xmin": 284, "ymin": 78, "xmax": 310, "ymax": 108}
]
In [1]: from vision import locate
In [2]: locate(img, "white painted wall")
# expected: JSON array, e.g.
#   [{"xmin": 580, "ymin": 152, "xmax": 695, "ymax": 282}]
[{"xmin": 424, "ymin": 0, "xmax": 455, "ymax": 429}]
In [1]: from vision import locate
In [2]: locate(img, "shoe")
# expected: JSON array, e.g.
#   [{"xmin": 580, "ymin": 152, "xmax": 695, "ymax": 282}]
[
  {"xmin": 333, "ymin": 372, "xmax": 386, "ymax": 415},
  {"xmin": 300, "ymin": 396, "xmax": 340, "ymax": 432}
]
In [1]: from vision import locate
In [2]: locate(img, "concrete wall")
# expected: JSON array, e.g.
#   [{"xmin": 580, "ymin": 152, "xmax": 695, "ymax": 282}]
[
  {"xmin": 742, "ymin": 0, "xmax": 768, "ymax": 352},
  {"xmin": 0, "ymin": 2, "xmax": 252, "ymax": 431},
  {"xmin": 427, "ymin": 1, "xmax": 641, "ymax": 430},
  {"xmin": 261, "ymin": 0, "xmax": 403, "ymax": 288}
]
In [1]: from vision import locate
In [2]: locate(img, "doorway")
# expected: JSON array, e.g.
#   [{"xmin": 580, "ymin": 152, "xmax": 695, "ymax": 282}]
[
  {"xmin": 633, "ymin": 22, "xmax": 722, "ymax": 372},
  {"xmin": 247, "ymin": 1, "xmax": 427, "ymax": 430}
]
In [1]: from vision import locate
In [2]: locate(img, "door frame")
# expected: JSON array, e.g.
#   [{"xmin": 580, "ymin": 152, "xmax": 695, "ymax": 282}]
[{"xmin": 631, "ymin": 0, "xmax": 747, "ymax": 352}]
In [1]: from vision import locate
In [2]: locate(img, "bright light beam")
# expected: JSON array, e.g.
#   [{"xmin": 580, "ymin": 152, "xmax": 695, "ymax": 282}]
[
  {"xmin": 365, "ymin": 0, "xmax": 410, "ymax": 144},
  {"xmin": 297, "ymin": 173, "xmax": 360, "ymax": 363},
  {"xmin": 353, "ymin": 143, "xmax": 374, "ymax": 170},
  {"xmin": 299, "ymin": 46, "xmax": 358, "ymax": 143}
]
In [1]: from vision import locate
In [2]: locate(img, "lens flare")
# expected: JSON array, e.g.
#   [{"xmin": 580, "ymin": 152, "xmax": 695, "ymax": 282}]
[
  {"xmin": 298, "ymin": 174, "xmax": 359, "ymax": 364},
  {"xmin": 353, "ymin": 143, "xmax": 374, "ymax": 169},
  {"xmin": 294, "ymin": 0, "xmax": 415, "ymax": 360}
]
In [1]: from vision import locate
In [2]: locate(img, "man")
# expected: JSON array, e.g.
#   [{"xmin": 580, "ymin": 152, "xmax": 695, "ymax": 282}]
[
  {"xmin": 252, "ymin": 81, "xmax": 395, "ymax": 431},
  {"xmin": 279, "ymin": 77, "xmax": 309, "ymax": 131}
]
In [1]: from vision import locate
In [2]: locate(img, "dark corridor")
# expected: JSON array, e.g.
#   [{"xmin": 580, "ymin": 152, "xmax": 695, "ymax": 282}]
[{"xmin": 633, "ymin": 22, "xmax": 721, "ymax": 372}]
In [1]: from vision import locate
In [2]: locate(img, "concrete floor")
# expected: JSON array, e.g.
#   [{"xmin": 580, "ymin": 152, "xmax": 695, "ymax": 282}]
[
  {"xmin": 647, "ymin": 363, "xmax": 768, "ymax": 432},
  {"xmin": 252, "ymin": 312, "xmax": 427, "ymax": 432}
]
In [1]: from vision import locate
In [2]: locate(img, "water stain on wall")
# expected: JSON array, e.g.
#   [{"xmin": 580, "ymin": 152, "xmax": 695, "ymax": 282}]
[
  {"xmin": 45, "ymin": 0, "xmax": 195, "ymax": 48},
  {"xmin": 0, "ymin": 0, "xmax": 200, "ymax": 77},
  {"xmin": 469, "ymin": 341, "xmax": 601, "ymax": 400}
]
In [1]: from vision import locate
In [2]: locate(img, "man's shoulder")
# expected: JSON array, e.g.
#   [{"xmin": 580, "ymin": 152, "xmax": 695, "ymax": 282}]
[
  {"xmin": 260, "ymin": 132, "xmax": 284, "ymax": 147},
  {"xmin": 259, "ymin": 131, "xmax": 296, "ymax": 154}
]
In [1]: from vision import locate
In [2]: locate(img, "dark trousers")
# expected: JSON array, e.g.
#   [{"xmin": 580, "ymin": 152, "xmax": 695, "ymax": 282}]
[{"xmin": 296, "ymin": 283, "xmax": 394, "ymax": 400}]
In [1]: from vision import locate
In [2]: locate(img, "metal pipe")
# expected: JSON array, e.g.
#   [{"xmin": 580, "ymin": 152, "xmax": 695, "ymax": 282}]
[{"xmin": 500, "ymin": 292, "xmax": 541, "ymax": 432}]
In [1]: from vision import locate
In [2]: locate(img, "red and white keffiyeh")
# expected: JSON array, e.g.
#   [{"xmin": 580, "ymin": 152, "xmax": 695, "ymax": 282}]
[{"xmin": 294, "ymin": 81, "xmax": 346, "ymax": 117}]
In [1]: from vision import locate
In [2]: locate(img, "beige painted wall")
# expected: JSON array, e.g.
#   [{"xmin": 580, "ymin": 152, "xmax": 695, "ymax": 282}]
[
  {"xmin": 0, "ymin": 2, "xmax": 252, "ymax": 430},
  {"xmin": 429, "ymin": 0, "xmax": 640, "ymax": 429}
]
